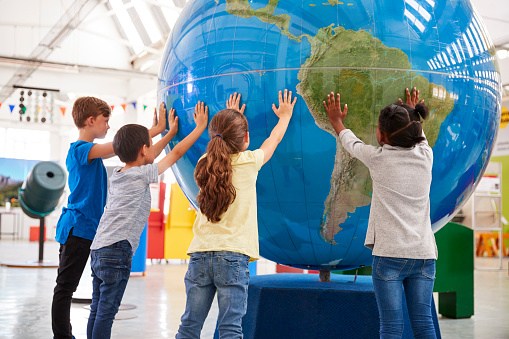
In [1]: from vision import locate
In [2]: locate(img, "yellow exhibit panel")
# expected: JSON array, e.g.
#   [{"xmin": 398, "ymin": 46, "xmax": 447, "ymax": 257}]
[{"xmin": 164, "ymin": 183, "xmax": 196, "ymax": 259}]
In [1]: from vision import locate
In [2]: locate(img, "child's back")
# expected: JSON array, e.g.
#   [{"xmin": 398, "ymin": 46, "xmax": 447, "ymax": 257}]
[
  {"xmin": 340, "ymin": 128, "xmax": 436, "ymax": 258},
  {"xmin": 91, "ymin": 163, "xmax": 158, "ymax": 253},
  {"xmin": 189, "ymin": 149, "xmax": 264, "ymax": 259}
]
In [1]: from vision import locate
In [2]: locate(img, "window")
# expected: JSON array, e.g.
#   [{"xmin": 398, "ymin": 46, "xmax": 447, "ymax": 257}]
[{"xmin": 0, "ymin": 128, "xmax": 51, "ymax": 160}]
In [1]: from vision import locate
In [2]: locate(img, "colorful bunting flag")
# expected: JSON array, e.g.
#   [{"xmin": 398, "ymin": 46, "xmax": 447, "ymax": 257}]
[
  {"xmin": 9, "ymin": 105, "xmax": 14, "ymax": 113},
  {"xmin": 143, "ymin": 105, "xmax": 147, "ymax": 111},
  {"xmin": 131, "ymin": 102, "xmax": 137, "ymax": 109},
  {"xmin": 110, "ymin": 105, "xmax": 115, "ymax": 111},
  {"xmin": 121, "ymin": 104, "xmax": 126, "ymax": 111},
  {"xmin": 60, "ymin": 107, "xmax": 66, "ymax": 116}
]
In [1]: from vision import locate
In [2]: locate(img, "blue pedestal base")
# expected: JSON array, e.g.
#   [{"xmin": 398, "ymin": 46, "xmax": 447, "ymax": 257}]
[{"xmin": 215, "ymin": 273, "xmax": 441, "ymax": 339}]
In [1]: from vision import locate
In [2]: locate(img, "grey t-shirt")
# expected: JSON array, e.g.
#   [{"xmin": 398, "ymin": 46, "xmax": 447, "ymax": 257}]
[
  {"xmin": 339, "ymin": 129, "xmax": 437, "ymax": 260},
  {"xmin": 91, "ymin": 163, "xmax": 159, "ymax": 253}
]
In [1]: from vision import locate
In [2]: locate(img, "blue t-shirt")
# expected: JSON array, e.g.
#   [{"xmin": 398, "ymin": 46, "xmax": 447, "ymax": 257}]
[{"xmin": 55, "ymin": 140, "xmax": 107, "ymax": 244}]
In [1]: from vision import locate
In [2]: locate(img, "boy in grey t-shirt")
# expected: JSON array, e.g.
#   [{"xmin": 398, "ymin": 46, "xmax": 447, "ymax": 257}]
[{"xmin": 87, "ymin": 102, "xmax": 208, "ymax": 339}]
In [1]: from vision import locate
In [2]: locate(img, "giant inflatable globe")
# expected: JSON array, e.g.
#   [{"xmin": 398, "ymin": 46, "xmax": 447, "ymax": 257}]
[{"xmin": 158, "ymin": 0, "xmax": 501, "ymax": 270}]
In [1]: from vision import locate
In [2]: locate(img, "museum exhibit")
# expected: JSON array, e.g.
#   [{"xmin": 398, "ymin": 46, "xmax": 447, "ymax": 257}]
[{"xmin": 0, "ymin": 0, "xmax": 508, "ymax": 338}]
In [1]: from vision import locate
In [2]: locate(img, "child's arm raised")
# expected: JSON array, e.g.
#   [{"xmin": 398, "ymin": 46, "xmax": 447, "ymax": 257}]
[
  {"xmin": 259, "ymin": 89, "xmax": 297, "ymax": 165},
  {"xmin": 87, "ymin": 143, "xmax": 114, "ymax": 162},
  {"xmin": 88, "ymin": 103, "xmax": 168, "ymax": 162},
  {"xmin": 152, "ymin": 106, "xmax": 179, "ymax": 159},
  {"xmin": 157, "ymin": 101, "xmax": 208, "ymax": 175},
  {"xmin": 148, "ymin": 102, "xmax": 167, "ymax": 138},
  {"xmin": 324, "ymin": 92, "xmax": 348, "ymax": 135}
]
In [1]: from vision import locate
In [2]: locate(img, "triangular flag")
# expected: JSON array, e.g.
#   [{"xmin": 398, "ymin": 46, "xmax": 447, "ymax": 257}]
[
  {"xmin": 0, "ymin": 103, "xmax": 2, "ymax": 109},
  {"xmin": 110, "ymin": 105, "xmax": 115, "ymax": 111},
  {"xmin": 143, "ymin": 105, "xmax": 147, "ymax": 111},
  {"xmin": 131, "ymin": 102, "xmax": 137, "ymax": 109},
  {"xmin": 22, "ymin": 107, "xmax": 26, "ymax": 113},
  {"xmin": 60, "ymin": 107, "xmax": 66, "ymax": 116},
  {"xmin": 9, "ymin": 105, "xmax": 14, "ymax": 113},
  {"xmin": 121, "ymin": 104, "xmax": 126, "ymax": 111}
]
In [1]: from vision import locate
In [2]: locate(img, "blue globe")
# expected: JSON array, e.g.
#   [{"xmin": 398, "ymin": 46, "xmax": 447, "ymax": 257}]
[{"xmin": 158, "ymin": 0, "xmax": 501, "ymax": 270}]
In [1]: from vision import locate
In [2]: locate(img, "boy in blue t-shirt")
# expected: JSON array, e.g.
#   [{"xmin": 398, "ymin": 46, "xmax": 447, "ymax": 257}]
[{"xmin": 51, "ymin": 97, "xmax": 167, "ymax": 339}]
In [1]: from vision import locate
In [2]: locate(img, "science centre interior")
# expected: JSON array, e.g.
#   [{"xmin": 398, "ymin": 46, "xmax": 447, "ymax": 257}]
[{"xmin": 0, "ymin": 0, "xmax": 509, "ymax": 338}]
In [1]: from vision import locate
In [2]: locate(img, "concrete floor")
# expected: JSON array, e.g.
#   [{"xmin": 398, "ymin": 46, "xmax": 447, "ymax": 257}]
[{"xmin": 0, "ymin": 239, "xmax": 508, "ymax": 339}]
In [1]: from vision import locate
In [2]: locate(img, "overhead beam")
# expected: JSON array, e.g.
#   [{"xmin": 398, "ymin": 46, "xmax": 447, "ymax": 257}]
[
  {"xmin": 0, "ymin": 0, "xmax": 100, "ymax": 102},
  {"xmin": 0, "ymin": 55, "xmax": 157, "ymax": 79}
]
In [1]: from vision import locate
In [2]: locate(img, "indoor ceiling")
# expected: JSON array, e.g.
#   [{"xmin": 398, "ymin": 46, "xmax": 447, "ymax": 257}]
[{"xmin": 0, "ymin": 0, "xmax": 508, "ymax": 106}]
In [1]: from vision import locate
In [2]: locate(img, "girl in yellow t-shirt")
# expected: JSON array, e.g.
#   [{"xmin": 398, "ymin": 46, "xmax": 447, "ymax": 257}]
[{"xmin": 176, "ymin": 90, "xmax": 297, "ymax": 339}]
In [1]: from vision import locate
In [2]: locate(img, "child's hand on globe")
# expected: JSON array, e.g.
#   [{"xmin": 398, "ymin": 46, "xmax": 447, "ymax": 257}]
[
  {"xmin": 193, "ymin": 101, "xmax": 209, "ymax": 131},
  {"xmin": 398, "ymin": 87, "xmax": 424, "ymax": 108},
  {"xmin": 226, "ymin": 92, "xmax": 246, "ymax": 114},
  {"xmin": 272, "ymin": 89, "xmax": 297, "ymax": 121},
  {"xmin": 324, "ymin": 92, "xmax": 348, "ymax": 130},
  {"xmin": 168, "ymin": 108, "xmax": 178, "ymax": 137}
]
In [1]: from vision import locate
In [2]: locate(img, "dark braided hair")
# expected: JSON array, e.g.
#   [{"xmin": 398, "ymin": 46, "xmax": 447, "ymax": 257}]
[{"xmin": 378, "ymin": 102, "xmax": 429, "ymax": 148}]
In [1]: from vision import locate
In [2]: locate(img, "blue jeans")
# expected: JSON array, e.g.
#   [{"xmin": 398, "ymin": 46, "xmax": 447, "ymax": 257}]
[
  {"xmin": 176, "ymin": 251, "xmax": 250, "ymax": 339},
  {"xmin": 87, "ymin": 240, "xmax": 132, "ymax": 339},
  {"xmin": 372, "ymin": 256, "xmax": 437, "ymax": 339}
]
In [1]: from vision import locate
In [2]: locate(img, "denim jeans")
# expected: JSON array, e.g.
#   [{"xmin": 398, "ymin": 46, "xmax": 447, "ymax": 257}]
[
  {"xmin": 372, "ymin": 256, "xmax": 437, "ymax": 339},
  {"xmin": 52, "ymin": 228, "xmax": 92, "ymax": 339},
  {"xmin": 87, "ymin": 240, "xmax": 132, "ymax": 339},
  {"xmin": 176, "ymin": 251, "xmax": 250, "ymax": 339}
]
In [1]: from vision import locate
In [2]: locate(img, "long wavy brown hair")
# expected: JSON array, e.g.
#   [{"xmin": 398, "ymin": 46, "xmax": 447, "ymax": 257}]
[{"xmin": 195, "ymin": 109, "xmax": 249, "ymax": 222}]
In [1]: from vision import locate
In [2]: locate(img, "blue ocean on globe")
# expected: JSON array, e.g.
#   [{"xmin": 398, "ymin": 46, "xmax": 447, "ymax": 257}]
[{"xmin": 158, "ymin": 0, "xmax": 501, "ymax": 270}]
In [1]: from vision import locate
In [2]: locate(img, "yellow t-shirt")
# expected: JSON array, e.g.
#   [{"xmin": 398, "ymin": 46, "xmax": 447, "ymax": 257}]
[{"xmin": 187, "ymin": 149, "xmax": 264, "ymax": 261}]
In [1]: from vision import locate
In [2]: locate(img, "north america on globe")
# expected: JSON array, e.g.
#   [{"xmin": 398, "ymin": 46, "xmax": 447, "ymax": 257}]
[{"xmin": 225, "ymin": 0, "xmax": 454, "ymax": 244}]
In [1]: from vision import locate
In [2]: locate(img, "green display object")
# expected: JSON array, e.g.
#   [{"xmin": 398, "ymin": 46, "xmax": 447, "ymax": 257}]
[
  {"xmin": 18, "ymin": 161, "xmax": 66, "ymax": 218},
  {"xmin": 333, "ymin": 222, "xmax": 474, "ymax": 319},
  {"xmin": 433, "ymin": 222, "xmax": 474, "ymax": 319}
]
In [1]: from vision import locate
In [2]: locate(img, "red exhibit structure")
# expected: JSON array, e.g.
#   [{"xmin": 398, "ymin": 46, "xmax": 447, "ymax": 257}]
[{"xmin": 147, "ymin": 182, "xmax": 166, "ymax": 259}]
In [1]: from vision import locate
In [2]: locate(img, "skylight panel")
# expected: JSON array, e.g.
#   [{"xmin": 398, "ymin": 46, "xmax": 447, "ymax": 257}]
[
  {"xmin": 134, "ymin": 1, "xmax": 162, "ymax": 44},
  {"xmin": 109, "ymin": 0, "xmax": 144, "ymax": 54}
]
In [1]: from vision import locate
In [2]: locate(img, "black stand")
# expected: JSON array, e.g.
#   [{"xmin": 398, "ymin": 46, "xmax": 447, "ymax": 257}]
[
  {"xmin": 1, "ymin": 216, "xmax": 58, "ymax": 268},
  {"xmin": 38, "ymin": 217, "xmax": 45, "ymax": 262}
]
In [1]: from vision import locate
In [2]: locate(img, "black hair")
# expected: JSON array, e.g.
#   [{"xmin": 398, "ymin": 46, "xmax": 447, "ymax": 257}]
[
  {"xmin": 398, "ymin": 102, "xmax": 429, "ymax": 122},
  {"xmin": 113, "ymin": 124, "xmax": 150, "ymax": 163},
  {"xmin": 378, "ymin": 102, "xmax": 429, "ymax": 148}
]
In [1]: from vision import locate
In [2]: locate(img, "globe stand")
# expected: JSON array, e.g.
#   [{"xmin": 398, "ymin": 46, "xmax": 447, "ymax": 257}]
[
  {"xmin": 213, "ymin": 274, "xmax": 441, "ymax": 339},
  {"xmin": 319, "ymin": 269, "xmax": 330, "ymax": 282}
]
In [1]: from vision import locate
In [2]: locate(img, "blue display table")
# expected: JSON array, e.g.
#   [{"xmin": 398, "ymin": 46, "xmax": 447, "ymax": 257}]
[{"xmin": 215, "ymin": 273, "xmax": 440, "ymax": 339}]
